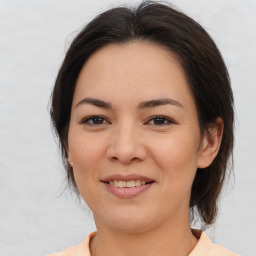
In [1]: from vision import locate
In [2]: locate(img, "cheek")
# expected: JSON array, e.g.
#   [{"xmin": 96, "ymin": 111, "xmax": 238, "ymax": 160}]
[
  {"xmin": 70, "ymin": 136, "xmax": 105, "ymax": 208},
  {"xmin": 68, "ymin": 133, "xmax": 106, "ymax": 197},
  {"xmin": 69, "ymin": 133, "xmax": 104, "ymax": 169},
  {"xmin": 149, "ymin": 132, "xmax": 200, "ymax": 182},
  {"xmin": 153, "ymin": 132, "xmax": 199, "ymax": 162},
  {"xmin": 151, "ymin": 134, "xmax": 200, "ymax": 209}
]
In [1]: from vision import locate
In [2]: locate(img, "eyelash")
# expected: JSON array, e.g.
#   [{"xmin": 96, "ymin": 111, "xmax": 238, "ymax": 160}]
[
  {"xmin": 81, "ymin": 115, "xmax": 175, "ymax": 126},
  {"xmin": 81, "ymin": 116, "xmax": 110, "ymax": 126},
  {"xmin": 147, "ymin": 116, "xmax": 175, "ymax": 126}
]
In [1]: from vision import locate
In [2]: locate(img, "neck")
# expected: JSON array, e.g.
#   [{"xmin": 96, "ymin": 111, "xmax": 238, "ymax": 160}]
[{"xmin": 90, "ymin": 217, "xmax": 198, "ymax": 256}]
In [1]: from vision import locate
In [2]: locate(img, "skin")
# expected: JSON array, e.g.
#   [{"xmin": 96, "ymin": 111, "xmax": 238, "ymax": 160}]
[{"xmin": 67, "ymin": 41, "xmax": 223, "ymax": 256}]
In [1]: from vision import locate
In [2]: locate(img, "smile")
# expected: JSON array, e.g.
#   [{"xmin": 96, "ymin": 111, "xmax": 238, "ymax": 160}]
[
  {"xmin": 101, "ymin": 175, "xmax": 155, "ymax": 198},
  {"xmin": 108, "ymin": 180, "xmax": 152, "ymax": 188}
]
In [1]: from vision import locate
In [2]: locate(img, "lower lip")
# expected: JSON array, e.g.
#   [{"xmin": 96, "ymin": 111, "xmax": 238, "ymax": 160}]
[{"xmin": 103, "ymin": 182, "xmax": 154, "ymax": 199}]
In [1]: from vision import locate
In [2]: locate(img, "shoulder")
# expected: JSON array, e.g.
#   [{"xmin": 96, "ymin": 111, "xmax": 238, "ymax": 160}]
[
  {"xmin": 210, "ymin": 243, "xmax": 239, "ymax": 256},
  {"xmin": 47, "ymin": 242, "xmax": 86, "ymax": 256},
  {"xmin": 47, "ymin": 231, "xmax": 97, "ymax": 256},
  {"xmin": 190, "ymin": 230, "xmax": 239, "ymax": 256}
]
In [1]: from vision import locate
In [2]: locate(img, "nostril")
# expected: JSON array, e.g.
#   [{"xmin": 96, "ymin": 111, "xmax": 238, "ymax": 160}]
[{"xmin": 110, "ymin": 156, "xmax": 121, "ymax": 163}]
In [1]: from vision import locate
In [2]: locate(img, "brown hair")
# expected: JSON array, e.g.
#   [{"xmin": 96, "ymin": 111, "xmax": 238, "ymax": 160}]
[{"xmin": 50, "ymin": 1, "xmax": 234, "ymax": 227}]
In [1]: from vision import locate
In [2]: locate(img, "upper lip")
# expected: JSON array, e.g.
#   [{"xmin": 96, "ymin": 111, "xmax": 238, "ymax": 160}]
[{"xmin": 101, "ymin": 174, "xmax": 154, "ymax": 183}]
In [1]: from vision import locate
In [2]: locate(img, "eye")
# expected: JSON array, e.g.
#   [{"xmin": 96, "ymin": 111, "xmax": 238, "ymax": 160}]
[
  {"xmin": 147, "ymin": 116, "xmax": 175, "ymax": 126},
  {"xmin": 81, "ymin": 115, "xmax": 110, "ymax": 126}
]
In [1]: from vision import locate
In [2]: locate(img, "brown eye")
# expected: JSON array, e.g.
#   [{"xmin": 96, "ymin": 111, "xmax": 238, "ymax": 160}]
[
  {"xmin": 147, "ymin": 116, "xmax": 174, "ymax": 126},
  {"xmin": 82, "ymin": 116, "xmax": 109, "ymax": 125}
]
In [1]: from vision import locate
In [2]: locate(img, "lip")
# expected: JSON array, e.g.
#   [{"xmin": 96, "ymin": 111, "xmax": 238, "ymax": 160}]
[
  {"xmin": 101, "ymin": 174, "xmax": 155, "ymax": 199},
  {"xmin": 103, "ymin": 182, "xmax": 154, "ymax": 199},
  {"xmin": 101, "ymin": 174, "xmax": 154, "ymax": 183}
]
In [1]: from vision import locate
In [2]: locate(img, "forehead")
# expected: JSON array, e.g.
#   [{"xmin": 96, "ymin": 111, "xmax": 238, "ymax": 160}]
[{"xmin": 73, "ymin": 41, "xmax": 195, "ymax": 111}]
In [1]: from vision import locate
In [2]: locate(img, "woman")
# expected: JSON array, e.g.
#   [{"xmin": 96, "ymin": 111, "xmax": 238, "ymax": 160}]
[{"xmin": 49, "ymin": 1, "xmax": 237, "ymax": 255}]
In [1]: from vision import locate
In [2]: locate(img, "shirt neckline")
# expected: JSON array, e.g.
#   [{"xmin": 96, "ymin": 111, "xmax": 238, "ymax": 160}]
[{"xmin": 84, "ymin": 229, "xmax": 212, "ymax": 256}]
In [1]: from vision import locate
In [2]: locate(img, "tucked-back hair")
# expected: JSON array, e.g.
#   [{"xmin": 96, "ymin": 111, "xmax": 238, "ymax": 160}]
[{"xmin": 50, "ymin": 0, "xmax": 234, "ymax": 227}]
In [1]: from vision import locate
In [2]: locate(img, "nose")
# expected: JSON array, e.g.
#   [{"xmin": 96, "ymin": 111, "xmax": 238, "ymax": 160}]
[{"xmin": 105, "ymin": 122, "xmax": 147, "ymax": 164}]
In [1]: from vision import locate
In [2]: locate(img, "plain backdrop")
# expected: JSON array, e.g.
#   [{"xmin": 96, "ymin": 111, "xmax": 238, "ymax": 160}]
[{"xmin": 0, "ymin": 0, "xmax": 255, "ymax": 255}]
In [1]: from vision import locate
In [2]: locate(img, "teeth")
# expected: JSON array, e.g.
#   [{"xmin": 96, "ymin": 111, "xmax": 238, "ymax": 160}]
[
  {"xmin": 127, "ymin": 180, "xmax": 135, "ymax": 188},
  {"xmin": 135, "ymin": 180, "xmax": 141, "ymax": 186},
  {"xmin": 119, "ymin": 181, "xmax": 126, "ymax": 188},
  {"xmin": 109, "ymin": 180, "xmax": 149, "ymax": 188}
]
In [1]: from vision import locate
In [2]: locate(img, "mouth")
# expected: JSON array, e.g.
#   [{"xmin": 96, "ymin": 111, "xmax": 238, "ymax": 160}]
[
  {"xmin": 101, "ymin": 174, "xmax": 155, "ymax": 198},
  {"xmin": 102, "ymin": 180, "xmax": 155, "ymax": 188}
]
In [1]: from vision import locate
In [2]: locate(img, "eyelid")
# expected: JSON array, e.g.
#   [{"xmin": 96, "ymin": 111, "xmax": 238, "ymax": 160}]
[
  {"xmin": 80, "ymin": 115, "xmax": 176, "ymax": 126},
  {"xmin": 80, "ymin": 115, "xmax": 111, "ymax": 126},
  {"xmin": 145, "ymin": 115, "xmax": 176, "ymax": 125}
]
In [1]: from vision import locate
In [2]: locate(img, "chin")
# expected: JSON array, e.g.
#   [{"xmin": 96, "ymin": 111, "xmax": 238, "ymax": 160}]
[
  {"xmin": 108, "ymin": 219, "xmax": 152, "ymax": 234},
  {"xmin": 95, "ymin": 207, "xmax": 156, "ymax": 233}
]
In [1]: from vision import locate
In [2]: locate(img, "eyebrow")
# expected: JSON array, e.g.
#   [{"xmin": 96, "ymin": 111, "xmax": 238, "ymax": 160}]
[
  {"xmin": 75, "ymin": 97, "xmax": 183, "ymax": 109},
  {"xmin": 138, "ymin": 98, "xmax": 183, "ymax": 109},
  {"xmin": 76, "ymin": 97, "xmax": 112, "ymax": 109}
]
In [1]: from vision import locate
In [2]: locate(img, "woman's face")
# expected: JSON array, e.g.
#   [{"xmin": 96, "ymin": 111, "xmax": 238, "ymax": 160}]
[{"xmin": 67, "ymin": 42, "xmax": 210, "ymax": 232}]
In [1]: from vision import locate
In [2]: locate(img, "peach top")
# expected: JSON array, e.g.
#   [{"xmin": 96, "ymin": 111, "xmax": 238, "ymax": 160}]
[{"xmin": 48, "ymin": 230, "xmax": 238, "ymax": 256}]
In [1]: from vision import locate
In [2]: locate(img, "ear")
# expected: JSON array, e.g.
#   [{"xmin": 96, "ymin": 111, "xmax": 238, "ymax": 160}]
[
  {"xmin": 64, "ymin": 140, "xmax": 73, "ymax": 167},
  {"xmin": 197, "ymin": 117, "xmax": 224, "ymax": 168}
]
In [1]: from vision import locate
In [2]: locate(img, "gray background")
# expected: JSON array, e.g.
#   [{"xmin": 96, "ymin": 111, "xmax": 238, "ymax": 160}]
[{"xmin": 0, "ymin": 0, "xmax": 255, "ymax": 255}]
